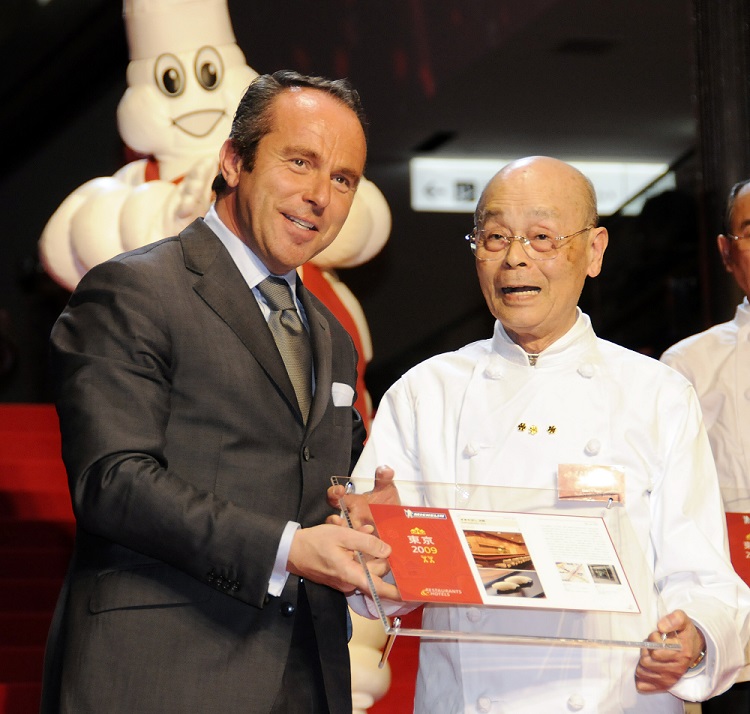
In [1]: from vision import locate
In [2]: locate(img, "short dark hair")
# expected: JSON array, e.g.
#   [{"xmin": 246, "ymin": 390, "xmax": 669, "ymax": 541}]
[
  {"xmin": 212, "ymin": 70, "xmax": 367, "ymax": 195},
  {"xmin": 725, "ymin": 178, "xmax": 750, "ymax": 233}
]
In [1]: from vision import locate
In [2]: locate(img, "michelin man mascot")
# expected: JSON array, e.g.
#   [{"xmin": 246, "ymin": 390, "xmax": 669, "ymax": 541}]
[
  {"xmin": 39, "ymin": 0, "xmax": 390, "ymax": 428},
  {"xmin": 39, "ymin": 0, "xmax": 391, "ymax": 707}
]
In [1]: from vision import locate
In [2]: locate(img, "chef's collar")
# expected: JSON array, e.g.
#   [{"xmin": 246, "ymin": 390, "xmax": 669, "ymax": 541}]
[
  {"xmin": 737, "ymin": 296, "xmax": 749, "ymax": 324},
  {"xmin": 491, "ymin": 308, "xmax": 594, "ymax": 367}
]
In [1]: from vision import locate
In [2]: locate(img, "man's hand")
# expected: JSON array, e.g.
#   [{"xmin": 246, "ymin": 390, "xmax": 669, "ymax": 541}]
[
  {"xmin": 287, "ymin": 523, "xmax": 400, "ymax": 600},
  {"xmin": 635, "ymin": 610, "xmax": 707, "ymax": 693},
  {"xmin": 326, "ymin": 465, "xmax": 401, "ymax": 529}
]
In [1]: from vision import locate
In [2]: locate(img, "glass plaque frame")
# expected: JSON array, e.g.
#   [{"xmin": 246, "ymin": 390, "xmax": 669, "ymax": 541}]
[{"xmin": 333, "ymin": 476, "xmax": 680, "ymax": 661}]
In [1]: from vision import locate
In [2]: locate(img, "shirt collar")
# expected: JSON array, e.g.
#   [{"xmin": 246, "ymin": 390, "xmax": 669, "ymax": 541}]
[{"xmin": 203, "ymin": 204, "xmax": 298, "ymax": 295}]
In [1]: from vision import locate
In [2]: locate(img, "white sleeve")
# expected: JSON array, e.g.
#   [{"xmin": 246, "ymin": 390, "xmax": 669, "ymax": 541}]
[
  {"xmin": 651, "ymin": 383, "xmax": 750, "ymax": 700},
  {"xmin": 267, "ymin": 521, "xmax": 300, "ymax": 597}
]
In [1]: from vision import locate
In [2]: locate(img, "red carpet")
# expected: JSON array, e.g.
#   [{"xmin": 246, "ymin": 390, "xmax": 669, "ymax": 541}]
[{"xmin": 0, "ymin": 404, "xmax": 418, "ymax": 713}]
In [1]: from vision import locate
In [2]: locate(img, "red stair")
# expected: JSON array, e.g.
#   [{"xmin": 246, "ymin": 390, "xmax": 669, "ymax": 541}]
[{"xmin": 0, "ymin": 405, "xmax": 73, "ymax": 714}]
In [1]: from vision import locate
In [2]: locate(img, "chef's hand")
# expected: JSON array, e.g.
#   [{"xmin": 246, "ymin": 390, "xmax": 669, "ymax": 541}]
[
  {"xmin": 326, "ymin": 465, "xmax": 401, "ymax": 530},
  {"xmin": 635, "ymin": 610, "xmax": 706, "ymax": 693}
]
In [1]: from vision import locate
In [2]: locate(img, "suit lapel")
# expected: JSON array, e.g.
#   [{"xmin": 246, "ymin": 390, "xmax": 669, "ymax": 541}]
[{"xmin": 180, "ymin": 220, "xmax": 302, "ymax": 422}]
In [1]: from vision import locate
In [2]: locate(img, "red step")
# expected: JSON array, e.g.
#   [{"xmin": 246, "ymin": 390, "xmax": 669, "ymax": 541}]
[
  {"xmin": 0, "ymin": 406, "xmax": 70, "ymax": 714},
  {"xmin": 0, "ymin": 461, "xmax": 67, "ymax": 493},
  {"xmin": 0, "ymin": 580, "xmax": 62, "ymax": 613},
  {"xmin": 0, "ymin": 548, "xmax": 71, "ymax": 581},
  {"xmin": 0, "ymin": 682, "xmax": 42, "ymax": 713},
  {"xmin": 0, "ymin": 646, "xmax": 44, "ymax": 683},
  {"xmin": 0, "ymin": 432, "xmax": 62, "ymax": 462},
  {"xmin": 0, "ymin": 613, "xmax": 52, "ymax": 647},
  {"xmin": 0, "ymin": 492, "xmax": 72, "ymax": 522},
  {"xmin": 0, "ymin": 405, "xmax": 59, "ymax": 433},
  {"xmin": 0, "ymin": 522, "xmax": 74, "ymax": 550}
]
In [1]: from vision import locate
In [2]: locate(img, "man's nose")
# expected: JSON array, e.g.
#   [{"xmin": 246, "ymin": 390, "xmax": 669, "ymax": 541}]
[
  {"xmin": 504, "ymin": 238, "xmax": 529, "ymax": 266},
  {"xmin": 303, "ymin": 174, "xmax": 331, "ymax": 209}
]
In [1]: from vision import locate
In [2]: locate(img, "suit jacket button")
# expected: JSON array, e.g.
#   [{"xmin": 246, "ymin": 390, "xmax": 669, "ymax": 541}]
[
  {"xmin": 302, "ymin": 447, "xmax": 311, "ymax": 461},
  {"xmin": 280, "ymin": 601, "xmax": 296, "ymax": 617}
]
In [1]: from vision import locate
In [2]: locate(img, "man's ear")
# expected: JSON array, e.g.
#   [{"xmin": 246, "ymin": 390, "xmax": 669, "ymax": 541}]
[
  {"xmin": 218, "ymin": 139, "xmax": 242, "ymax": 189},
  {"xmin": 586, "ymin": 226, "xmax": 609, "ymax": 278},
  {"xmin": 717, "ymin": 234, "xmax": 733, "ymax": 271}
]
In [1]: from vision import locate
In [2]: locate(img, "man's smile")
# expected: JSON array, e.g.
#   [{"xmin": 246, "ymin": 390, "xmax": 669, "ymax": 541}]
[{"xmin": 283, "ymin": 213, "xmax": 318, "ymax": 231}]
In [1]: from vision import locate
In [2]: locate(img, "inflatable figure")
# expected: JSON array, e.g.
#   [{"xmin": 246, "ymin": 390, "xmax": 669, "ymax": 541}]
[
  {"xmin": 40, "ymin": 0, "xmax": 257, "ymax": 290},
  {"xmin": 39, "ymin": 0, "xmax": 390, "ymax": 428}
]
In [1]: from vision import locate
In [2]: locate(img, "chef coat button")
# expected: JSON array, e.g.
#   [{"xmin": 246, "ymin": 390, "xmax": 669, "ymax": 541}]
[
  {"xmin": 464, "ymin": 442, "xmax": 480, "ymax": 458},
  {"xmin": 577, "ymin": 363, "xmax": 595, "ymax": 379},
  {"xmin": 302, "ymin": 447, "xmax": 311, "ymax": 461},
  {"xmin": 466, "ymin": 607, "xmax": 482, "ymax": 622},
  {"xmin": 280, "ymin": 601, "xmax": 296, "ymax": 617},
  {"xmin": 584, "ymin": 438, "xmax": 601, "ymax": 456},
  {"xmin": 567, "ymin": 693, "xmax": 585, "ymax": 711},
  {"xmin": 483, "ymin": 360, "xmax": 504, "ymax": 380},
  {"xmin": 475, "ymin": 696, "xmax": 493, "ymax": 712}
]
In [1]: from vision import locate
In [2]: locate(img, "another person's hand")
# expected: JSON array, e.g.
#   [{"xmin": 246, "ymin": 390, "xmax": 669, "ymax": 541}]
[
  {"xmin": 287, "ymin": 522, "xmax": 400, "ymax": 600},
  {"xmin": 326, "ymin": 465, "xmax": 400, "ymax": 529},
  {"xmin": 635, "ymin": 610, "xmax": 707, "ymax": 693}
]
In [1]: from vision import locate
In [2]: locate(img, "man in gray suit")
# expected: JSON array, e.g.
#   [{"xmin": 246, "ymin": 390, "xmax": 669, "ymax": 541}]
[{"xmin": 41, "ymin": 70, "xmax": 396, "ymax": 714}]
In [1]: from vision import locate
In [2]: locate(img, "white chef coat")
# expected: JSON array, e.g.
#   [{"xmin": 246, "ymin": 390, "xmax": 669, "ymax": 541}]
[
  {"xmin": 351, "ymin": 311, "xmax": 750, "ymax": 713},
  {"xmin": 661, "ymin": 297, "xmax": 750, "ymax": 495}
]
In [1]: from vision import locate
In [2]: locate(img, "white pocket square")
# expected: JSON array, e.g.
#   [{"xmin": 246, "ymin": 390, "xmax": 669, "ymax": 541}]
[{"xmin": 331, "ymin": 382, "xmax": 355, "ymax": 407}]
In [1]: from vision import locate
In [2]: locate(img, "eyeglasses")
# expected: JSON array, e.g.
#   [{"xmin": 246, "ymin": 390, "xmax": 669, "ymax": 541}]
[
  {"xmin": 466, "ymin": 225, "xmax": 594, "ymax": 261},
  {"xmin": 726, "ymin": 233, "xmax": 750, "ymax": 251}
]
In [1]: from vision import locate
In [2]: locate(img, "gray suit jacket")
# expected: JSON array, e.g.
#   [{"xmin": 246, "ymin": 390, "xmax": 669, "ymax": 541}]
[{"xmin": 41, "ymin": 219, "xmax": 366, "ymax": 713}]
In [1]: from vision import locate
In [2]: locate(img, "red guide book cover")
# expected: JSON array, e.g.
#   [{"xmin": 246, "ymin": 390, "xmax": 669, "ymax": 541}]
[
  {"xmin": 726, "ymin": 513, "xmax": 750, "ymax": 587},
  {"xmin": 370, "ymin": 503, "xmax": 482, "ymax": 604}
]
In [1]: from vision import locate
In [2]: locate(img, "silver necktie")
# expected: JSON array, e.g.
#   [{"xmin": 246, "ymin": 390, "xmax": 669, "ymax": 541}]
[{"xmin": 256, "ymin": 277, "xmax": 313, "ymax": 422}]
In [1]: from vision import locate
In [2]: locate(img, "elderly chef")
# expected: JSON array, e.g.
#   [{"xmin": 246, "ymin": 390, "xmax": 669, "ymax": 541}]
[{"xmin": 346, "ymin": 156, "xmax": 750, "ymax": 713}]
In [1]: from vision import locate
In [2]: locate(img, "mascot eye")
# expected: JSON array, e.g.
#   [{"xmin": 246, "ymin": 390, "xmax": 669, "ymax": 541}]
[
  {"xmin": 154, "ymin": 53, "xmax": 185, "ymax": 97},
  {"xmin": 194, "ymin": 46, "xmax": 223, "ymax": 91}
]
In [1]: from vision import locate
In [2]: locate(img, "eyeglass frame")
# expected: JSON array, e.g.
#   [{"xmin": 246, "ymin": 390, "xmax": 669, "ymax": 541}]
[
  {"xmin": 724, "ymin": 233, "xmax": 750, "ymax": 249},
  {"xmin": 465, "ymin": 225, "xmax": 595, "ymax": 261}
]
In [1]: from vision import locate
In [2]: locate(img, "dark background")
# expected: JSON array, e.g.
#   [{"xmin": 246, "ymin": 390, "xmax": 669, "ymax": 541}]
[{"xmin": 0, "ymin": 0, "xmax": 742, "ymax": 405}]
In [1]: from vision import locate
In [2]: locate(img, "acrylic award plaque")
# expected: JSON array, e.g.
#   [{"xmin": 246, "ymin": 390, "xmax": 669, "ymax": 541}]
[{"xmin": 333, "ymin": 476, "xmax": 679, "ymax": 662}]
